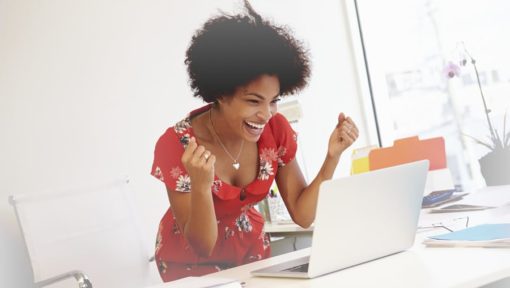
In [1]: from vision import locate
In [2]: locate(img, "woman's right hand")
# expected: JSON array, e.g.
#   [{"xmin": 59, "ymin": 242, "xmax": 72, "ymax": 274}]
[{"xmin": 181, "ymin": 137, "xmax": 216, "ymax": 191}]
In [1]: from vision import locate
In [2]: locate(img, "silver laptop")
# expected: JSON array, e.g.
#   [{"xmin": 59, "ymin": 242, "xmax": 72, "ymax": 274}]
[{"xmin": 251, "ymin": 160, "xmax": 429, "ymax": 279}]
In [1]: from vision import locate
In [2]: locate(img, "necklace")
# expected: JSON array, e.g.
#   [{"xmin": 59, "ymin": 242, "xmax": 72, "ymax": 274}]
[{"xmin": 209, "ymin": 108, "xmax": 244, "ymax": 170}]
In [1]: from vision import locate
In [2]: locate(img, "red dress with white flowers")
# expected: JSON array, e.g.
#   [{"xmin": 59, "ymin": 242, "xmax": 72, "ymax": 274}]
[{"xmin": 151, "ymin": 105, "xmax": 297, "ymax": 282}]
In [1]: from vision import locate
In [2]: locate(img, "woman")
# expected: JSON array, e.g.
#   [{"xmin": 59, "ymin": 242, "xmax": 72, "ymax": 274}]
[{"xmin": 151, "ymin": 1, "xmax": 359, "ymax": 282}]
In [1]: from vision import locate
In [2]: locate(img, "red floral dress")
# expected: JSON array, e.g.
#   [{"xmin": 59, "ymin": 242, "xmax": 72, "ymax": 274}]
[{"xmin": 151, "ymin": 105, "xmax": 297, "ymax": 282}]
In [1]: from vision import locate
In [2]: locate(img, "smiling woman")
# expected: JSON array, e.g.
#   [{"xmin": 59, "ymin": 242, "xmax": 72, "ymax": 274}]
[{"xmin": 150, "ymin": 0, "xmax": 359, "ymax": 282}]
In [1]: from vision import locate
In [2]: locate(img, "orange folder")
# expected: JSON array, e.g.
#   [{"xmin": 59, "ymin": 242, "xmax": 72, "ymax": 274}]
[{"xmin": 368, "ymin": 136, "xmax": 446, "ymax": 171}]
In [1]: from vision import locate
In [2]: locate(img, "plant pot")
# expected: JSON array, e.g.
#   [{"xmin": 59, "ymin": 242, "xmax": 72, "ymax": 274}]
[{"xmin": 479, "ymin": 149, "xmax": 510, "ymax": 186}]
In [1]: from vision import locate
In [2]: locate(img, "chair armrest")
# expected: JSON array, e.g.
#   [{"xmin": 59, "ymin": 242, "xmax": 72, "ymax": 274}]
[{"xmin": 35, "ymin": 270, "xmax": 92, "ymax": 288}]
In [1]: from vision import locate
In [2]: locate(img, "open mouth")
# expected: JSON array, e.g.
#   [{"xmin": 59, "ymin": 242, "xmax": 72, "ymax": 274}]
[
  {"xmin": 245, "ymin": 121, "xmax": 265, "ymax": 129},
  {"xmin": 244, "ymin": 120, "xmax": 266, "ymax": 136}
]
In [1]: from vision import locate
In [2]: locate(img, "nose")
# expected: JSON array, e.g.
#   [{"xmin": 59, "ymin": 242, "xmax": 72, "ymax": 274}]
[{"xmin": 256, "ymin": 104, "xmax": 275, "ymax": 121}]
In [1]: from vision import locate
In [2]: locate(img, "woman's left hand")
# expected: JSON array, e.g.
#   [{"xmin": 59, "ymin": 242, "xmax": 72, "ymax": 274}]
[{"xmin": 327, "ymin": 112, "xmax": 359, "ymax": 158}]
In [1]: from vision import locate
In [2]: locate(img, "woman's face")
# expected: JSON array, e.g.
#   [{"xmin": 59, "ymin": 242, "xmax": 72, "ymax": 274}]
[{"xmin": 217, "ymin": 74, "xmax": 281, "ymax": 142}]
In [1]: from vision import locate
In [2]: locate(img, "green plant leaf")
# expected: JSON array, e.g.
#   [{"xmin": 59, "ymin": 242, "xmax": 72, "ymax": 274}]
[
  {"xmin": 493, "ymin": 129, "xmax": 503, "ymax": 150},
  {"xmin": 463, "ymin": 133, "xmax": 494, "ymax": 151}
]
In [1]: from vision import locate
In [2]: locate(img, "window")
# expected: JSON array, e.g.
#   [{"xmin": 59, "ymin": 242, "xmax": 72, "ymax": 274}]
[{"xmin": 354, "ymin": 0, "xmax": 510, "ymax": 189}]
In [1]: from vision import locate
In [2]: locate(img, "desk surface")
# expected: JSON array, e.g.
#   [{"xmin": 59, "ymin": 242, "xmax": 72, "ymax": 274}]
[
  {"xmin": 263, "ymin": 222, "xmax": 313, "ymax": 234},
  {"xmin": 162, "ymin": 186, "xmax": 510, "ymax": 288},
  {"xmin": 207, "ymin": 245, "xmax": 510, "ymax": 288}
]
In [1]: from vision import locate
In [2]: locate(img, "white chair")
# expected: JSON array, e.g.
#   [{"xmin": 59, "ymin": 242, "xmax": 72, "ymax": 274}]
[{"xmin": 9, "ymin": 177, "xmax": 160, "ymax": 288}]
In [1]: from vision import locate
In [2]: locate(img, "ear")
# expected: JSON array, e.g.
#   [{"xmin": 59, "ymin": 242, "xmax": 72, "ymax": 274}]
[{"xmin": 217, "ymin": 94, "xmax": 235, "ymax": 106}]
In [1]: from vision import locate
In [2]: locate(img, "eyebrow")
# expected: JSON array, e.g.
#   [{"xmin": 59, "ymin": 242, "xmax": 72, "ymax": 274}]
[{"xmin": 245, "ymin": 92, "xmax": 280, "ymax": 100}]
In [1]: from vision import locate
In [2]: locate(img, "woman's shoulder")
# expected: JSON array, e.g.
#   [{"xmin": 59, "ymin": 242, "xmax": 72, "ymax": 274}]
[
  {"xmin": 156, "ymin": 117, "xmax": 192, "ymax": 149},
  {"xmin": 155, "ymin": 104, "xmax": 211, "ymax": 149},
  {"xmin": 267, "ymin": 113, "xmax": 295, "ymax": 136},
  {"xmin": 262, "ymin": 113, "xmax": 297, "ymax": 164},
  {"xmin": 269, "ymin": 112, "xmax": 290, "ymax": 126}
]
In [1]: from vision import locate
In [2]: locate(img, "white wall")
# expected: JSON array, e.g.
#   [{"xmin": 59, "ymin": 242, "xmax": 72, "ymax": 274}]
[{"xmin": 0, "ymin": 0, "xmax": 373, "ymax": 286}]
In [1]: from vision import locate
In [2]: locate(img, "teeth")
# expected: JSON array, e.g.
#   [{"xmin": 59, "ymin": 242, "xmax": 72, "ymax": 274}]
[{"xmin": 245, "ymin": 121, "xmax": 265, "ymax": 129}]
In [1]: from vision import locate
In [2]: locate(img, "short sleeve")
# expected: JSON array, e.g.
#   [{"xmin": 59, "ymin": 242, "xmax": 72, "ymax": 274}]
[
  {"xmin": 151, "ymin": 128, "xmax": 191, "ymax": 193},
  {"xmin": 269, "ymin": 113, "xmax": 298, "ymax": 167}
]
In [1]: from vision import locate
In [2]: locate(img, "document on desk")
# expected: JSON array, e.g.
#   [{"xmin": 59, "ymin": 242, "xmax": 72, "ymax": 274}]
[
  {"xmin": 457, "ymin": 186, "xmax": 510, "ymax": 207},
  {"xmin": 146, "ymin": 276, "xmax": 242, "ymax": 288},
  {"xmin": 423, "ymin": 223, "xmax": 510, "ymax": 247}
]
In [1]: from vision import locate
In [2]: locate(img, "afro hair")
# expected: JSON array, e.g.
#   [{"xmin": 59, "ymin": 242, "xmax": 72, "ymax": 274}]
[{"xmin": 184, "ymin": 0, "xmax": 311, "ymax": 103}]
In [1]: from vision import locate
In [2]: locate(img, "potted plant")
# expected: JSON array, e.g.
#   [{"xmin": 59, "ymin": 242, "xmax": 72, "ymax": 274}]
[{"xmin": 445, "ymin": 44, "xmax": 510, "ymax": 186}]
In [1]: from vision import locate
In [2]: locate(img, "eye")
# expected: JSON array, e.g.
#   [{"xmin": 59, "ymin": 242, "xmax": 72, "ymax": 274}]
[
  {"xmin": 247, "ymin": 99, "xmax": 259, "ymax": 104},
  {"xmin": 271, "ymin": 97, "xmax": 281, "ymax": 104}
]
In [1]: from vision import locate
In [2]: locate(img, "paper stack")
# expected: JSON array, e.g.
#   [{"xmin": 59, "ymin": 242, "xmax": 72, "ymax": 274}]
[{"xmin": 423, "ymin": 223, "xmax": 510, "ymax": 248}]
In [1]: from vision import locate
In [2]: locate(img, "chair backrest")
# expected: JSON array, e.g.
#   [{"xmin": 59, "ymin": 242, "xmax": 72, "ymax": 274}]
[{"xmin": 9, "ymin": 177, "xmax": 159, "ymax": 288}]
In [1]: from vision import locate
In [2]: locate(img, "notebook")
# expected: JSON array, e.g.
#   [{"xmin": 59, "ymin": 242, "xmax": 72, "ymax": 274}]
[
  {"xmin": 251, "ymin": 160, "xmax": 429, "ymax": 279},
  {"xmin": 424, "ymin": 223, "xmax": 510, "ymax": 248}
]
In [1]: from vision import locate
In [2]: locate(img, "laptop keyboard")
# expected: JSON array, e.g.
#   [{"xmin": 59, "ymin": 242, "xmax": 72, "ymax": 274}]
[{"xmin": 283, "ymin": 263, "xmax": 309, "ymax": 272}]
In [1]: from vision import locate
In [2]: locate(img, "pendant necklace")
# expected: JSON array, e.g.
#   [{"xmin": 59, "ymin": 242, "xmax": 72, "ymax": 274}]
[{"xmin": 209, "ymin": 108, "xmax": 244, "ymax": 170}]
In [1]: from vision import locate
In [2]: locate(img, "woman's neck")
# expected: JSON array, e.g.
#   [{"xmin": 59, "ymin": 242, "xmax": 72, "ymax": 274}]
[{"xmin": 208, "ymin": 105, "xmax": 244, "ymax": 148}]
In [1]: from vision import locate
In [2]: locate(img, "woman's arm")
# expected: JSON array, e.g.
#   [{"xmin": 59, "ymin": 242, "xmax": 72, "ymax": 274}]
[
  {"xmin": 276, "ymin": 113, "xmax": 359, "ymax": 228},
  {"xmin": 167, "ymin": 137, "xmax": 218, "ymax": 257},
  {"xmin": 166, "ymin": 185, "xmax": 217, "ymax": 257},
  {"xmin": 276, "ymin": 155, "xmax": 339, "ymax": 228}
]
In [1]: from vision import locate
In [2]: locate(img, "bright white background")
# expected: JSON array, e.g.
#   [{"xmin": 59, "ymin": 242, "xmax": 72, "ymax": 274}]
[{"xmin": 0, "ymin": 0, "xmax": 374, "ymax": 286}]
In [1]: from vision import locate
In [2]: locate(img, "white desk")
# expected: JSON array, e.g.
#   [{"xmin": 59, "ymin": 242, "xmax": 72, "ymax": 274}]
[
  {"xmin": 205, "ymin": 245, "xmax": 510, "ymax": 288},
  {"xmin": 264, "ymin": 222, "xmax": 313, "ymax": 238},
  {"xmin": 160, "ymin": 186, "xmax": 510, "ymax": 287}
]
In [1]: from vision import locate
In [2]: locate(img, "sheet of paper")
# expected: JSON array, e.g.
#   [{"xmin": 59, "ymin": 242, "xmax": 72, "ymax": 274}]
[{"xmin": 458, "ymin": 186, "xmax": 510, "ymax": 207}]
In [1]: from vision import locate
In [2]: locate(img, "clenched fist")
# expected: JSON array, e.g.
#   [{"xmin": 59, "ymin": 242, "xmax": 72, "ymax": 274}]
[{"xmin": 181, "ymin": 137, "xmax": 216, "ymax": 191}]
